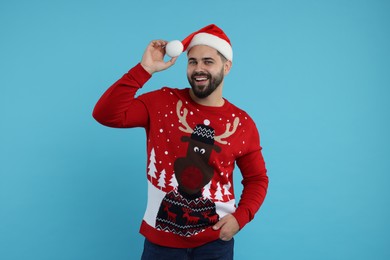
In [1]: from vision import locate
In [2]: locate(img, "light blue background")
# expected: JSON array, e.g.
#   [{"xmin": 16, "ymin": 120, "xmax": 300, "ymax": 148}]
[{"xmin": 1, "ymin": 0, "xmax": 389, "ymax": 259}]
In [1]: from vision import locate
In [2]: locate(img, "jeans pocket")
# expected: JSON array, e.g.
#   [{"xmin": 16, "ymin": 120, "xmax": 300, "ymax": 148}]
[{"xmin": 217, "ymin": 237, "xmax": 234, "ymax": 244}]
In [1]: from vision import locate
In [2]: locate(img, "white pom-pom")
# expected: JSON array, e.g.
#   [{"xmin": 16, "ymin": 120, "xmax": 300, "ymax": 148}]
[{"xmin": 165, "ymin": 40, "xmax": 184, "ymax": 57}]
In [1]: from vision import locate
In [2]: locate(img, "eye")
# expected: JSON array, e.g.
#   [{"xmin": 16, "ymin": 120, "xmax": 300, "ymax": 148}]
[
  {"xmin": 194, "ymin": 147, "xmax": 199, "ymax": 152},
  {"xmin": 188, "ymin": 60, "xmax": 197, "ymax": 65},
  {"xmin": 200, "ymin": 149, "xmax": 206, "ymax": 154}
]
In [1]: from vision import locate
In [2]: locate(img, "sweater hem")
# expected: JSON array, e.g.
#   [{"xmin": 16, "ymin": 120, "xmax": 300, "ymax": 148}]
[{"xmin": 139, "ymin": 220, "xmax": 220, "ymax": 248}]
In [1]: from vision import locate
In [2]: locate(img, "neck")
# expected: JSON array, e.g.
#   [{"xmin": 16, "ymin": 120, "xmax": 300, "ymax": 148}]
[{"xmin": 189, "ymin": 85, "xmax": 225, "ymax": 107}]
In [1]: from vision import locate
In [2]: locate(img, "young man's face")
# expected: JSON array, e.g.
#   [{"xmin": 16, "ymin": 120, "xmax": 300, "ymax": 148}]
[{"xmin": 186, "ymin": 45, "xmax": 230, "ymax": 99}]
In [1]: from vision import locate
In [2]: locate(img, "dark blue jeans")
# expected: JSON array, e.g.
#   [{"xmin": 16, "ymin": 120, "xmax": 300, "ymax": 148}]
[{"xmin": 141, "ymin": 238, "xmax": 234, "ymax": 260}]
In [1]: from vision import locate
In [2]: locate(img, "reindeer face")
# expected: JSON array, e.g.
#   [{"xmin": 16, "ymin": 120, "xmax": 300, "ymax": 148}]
[
  {"xmin": 174, "ymin": 137, "xmax": 220, "ymax": 195},
  {"xmin": 174, "ymin": 100, "xmax": 239, "ymax": 196},
  {"xmin": 182, "ymin": 136, "xmax": 221, "ymax": 163}
]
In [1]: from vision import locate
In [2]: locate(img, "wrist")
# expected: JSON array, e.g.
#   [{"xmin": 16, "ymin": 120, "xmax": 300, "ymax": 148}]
[{"xmin": 140, "ymin": 63, "xmax": 154, "ymax": 75}]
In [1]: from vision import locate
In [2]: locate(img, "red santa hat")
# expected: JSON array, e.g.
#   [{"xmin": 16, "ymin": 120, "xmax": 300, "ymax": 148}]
[{"xmin": 165, "ymin": 24, "xmax": 233, "ymax": 61}]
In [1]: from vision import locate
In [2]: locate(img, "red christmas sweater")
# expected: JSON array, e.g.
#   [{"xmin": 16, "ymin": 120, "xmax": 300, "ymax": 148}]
[{"xmin": 93, "ymin": 63, "xmax": 268, "ymax": 248}]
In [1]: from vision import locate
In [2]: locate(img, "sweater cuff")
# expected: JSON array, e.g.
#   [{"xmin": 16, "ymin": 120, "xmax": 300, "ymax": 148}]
[
  {"xmin": 127, "ymin": 63, "xmax": 152, "ymax": 87},
  {"xmin": 232, "ymin": 207, "xmax": 250, "ymax": 230}
]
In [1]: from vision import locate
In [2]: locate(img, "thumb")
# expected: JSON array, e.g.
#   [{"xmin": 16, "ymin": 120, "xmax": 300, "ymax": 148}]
[
  {"xmin": 213, "ymin": 218, "xmax": 226, "ymax": 230},
  {"xmin": 155, "ymin": 56, "xmax": 178, "ymax": 72},
  {"xmin": 164, "ymin": 56, "xmax": 178, "ymax": 68}
]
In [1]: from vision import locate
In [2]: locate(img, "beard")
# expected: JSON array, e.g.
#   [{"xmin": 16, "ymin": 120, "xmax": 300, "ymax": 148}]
[{"xmin": 187, "ymin": 67, "xmax": 224, "ymax": 99}]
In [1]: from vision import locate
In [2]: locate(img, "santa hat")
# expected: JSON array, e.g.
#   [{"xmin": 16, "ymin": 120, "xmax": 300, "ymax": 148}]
[{"xmin": 165, "ymin": 24, "xmax": 233, "ymax": 61}]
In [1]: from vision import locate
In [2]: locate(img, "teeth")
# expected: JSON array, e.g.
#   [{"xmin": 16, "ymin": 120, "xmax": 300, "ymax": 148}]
[{"xmin": 195, "ymin": 77, "xmax": 207, "ymax": 81}]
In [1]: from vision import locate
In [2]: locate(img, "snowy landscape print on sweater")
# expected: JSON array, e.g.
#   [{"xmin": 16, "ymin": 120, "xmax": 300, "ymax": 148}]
[{"xmin": 147, "ymin": 147, "xmax": 234, "ymax": 203}]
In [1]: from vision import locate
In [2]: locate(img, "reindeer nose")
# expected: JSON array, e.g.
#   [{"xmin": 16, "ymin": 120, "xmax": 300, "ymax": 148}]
[{"xmin": 181, "ymin": 166, "xmax": 203, "ymax": 190}]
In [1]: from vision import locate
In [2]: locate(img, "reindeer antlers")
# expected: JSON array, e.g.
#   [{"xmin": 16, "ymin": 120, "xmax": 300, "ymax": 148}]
[
  {"xmin": 176, "ymin": 100, "xmax": 193, "ymax": 134},
  {"xmin": 176, "ymin": 100, "xmax": 240, "ymax": 144},
  {"xmin": 214, "ymin": 117, "xmax": 240, "ymax": 145}
]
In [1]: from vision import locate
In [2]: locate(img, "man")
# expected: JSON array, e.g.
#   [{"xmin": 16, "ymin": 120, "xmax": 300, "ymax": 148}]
[{"xmin": 93, "ymin": 24, "xmax": 268, "ymax": 259}]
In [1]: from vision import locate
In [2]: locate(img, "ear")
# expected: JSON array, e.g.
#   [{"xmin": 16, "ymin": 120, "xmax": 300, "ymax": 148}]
[
  {"xmin": 213, "ymin": 144, "xmax": 221, "ymax": 153},
  {"xmin": 224, "ymin": 60, "xmax": 232, "ymax": 75},
  {"xmin": 181, "ymin": 136, "xmax": 191, "ymax": 142}
]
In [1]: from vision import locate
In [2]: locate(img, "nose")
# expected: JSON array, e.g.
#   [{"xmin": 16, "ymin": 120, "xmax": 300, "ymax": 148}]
[{"xmin": 194, "ymin": 62, "xmax": 206, "ymax": 72}]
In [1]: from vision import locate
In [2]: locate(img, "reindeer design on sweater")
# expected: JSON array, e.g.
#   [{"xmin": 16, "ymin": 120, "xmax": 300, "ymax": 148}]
[
  {"xmin": 174, "ymin": 100, "xmax": 239, "ymax": 196},
  {"xmin": 155, "ymin": 100, "xmax": 240, "ymax": 236}
]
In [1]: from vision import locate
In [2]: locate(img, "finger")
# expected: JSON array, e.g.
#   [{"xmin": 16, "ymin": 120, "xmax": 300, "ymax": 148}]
[
  {"xmin": 149, "ymin": 40, "xmax": 158, "ymax": 47},
  {"xmin": 159, "ymin": 40, "xmax": 168, "ymax": 47},
  {"xmin": 151, "ymin": 40, "xmax": 167, "ymax": 48}
]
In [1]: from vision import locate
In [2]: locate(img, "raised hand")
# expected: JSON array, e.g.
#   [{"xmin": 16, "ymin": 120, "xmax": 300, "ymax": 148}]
[{"xmin": 141, "ymin": 40, "xmax": 178, "ymax": 75}]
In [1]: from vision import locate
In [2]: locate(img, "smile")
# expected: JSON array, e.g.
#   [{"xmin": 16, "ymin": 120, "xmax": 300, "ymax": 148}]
[
  {"xmin": 195, "ymin": 78, "xmax": 208, "ymax": 82},
  {"xmin": 193, "ymin": 75, "xmax": 209, "ymax": 82}
]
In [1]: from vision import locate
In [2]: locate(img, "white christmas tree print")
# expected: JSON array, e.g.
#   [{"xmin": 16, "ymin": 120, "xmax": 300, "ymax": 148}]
[
  {"xmin": 223, "ymin": 181, "xmax": 232, "ymax": 200},
  {"xmin": 158, "ymin": 169, "xmax": 166, "ymax": 190},
  {"xmin": 147, "ymin": 148, "xmax": 157, "ymax": 184},
  {"xmin": 214, "ymin": 182, "xmax": 223, "ymax": 201},
  {"xmin": 169, "ymin": 173, "xmax": 178, "ymax": 189},
  {"xmin": 202, "ymin": 181, "xmax": 212, "ymax": 199}
]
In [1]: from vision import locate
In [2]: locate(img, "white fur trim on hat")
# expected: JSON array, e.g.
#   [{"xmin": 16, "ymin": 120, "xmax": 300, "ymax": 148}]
[{"xmin": 187, "ymin": 32, "xmax": 233, "ymax": 61}]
